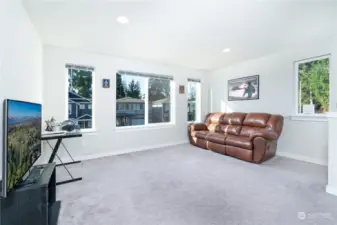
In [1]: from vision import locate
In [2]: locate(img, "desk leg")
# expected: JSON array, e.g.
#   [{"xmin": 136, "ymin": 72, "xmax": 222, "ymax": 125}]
[
  {"xmin": 47, "ymin": 139, "xmax": 62, "ymax": 164},
  {"xmin": 44, "ymin": 139, "xmax": 83, "ymax": 186}
]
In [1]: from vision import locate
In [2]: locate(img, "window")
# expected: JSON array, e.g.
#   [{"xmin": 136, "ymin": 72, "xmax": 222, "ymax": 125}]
[
  {"xmin": 296, "ymin": 55, "xmax": 330, "ymax": 114},
  {"xmin": 133, "ymin": 104, "xmax": 140, "ymax": 110},
  {"xmin": 187, "ymin": 79, "xmax": 201, "ymax": 122},
  {"xmin": 68, "ymin": 104, "xmax": 72, "ymax": 115},
  {"xmin": 116, "ymin": 71, "xmax": 174, "ymax": 127},
  {"xmin": 67, "ymin": 64, "xmax": 94, "ymax": 129}
]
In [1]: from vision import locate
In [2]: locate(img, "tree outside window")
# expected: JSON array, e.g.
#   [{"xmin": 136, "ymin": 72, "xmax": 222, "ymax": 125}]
[
  {"xmin": 297, "ymin": 57, "xmax": 329, "ymax": 114},
  {"xmin": 187, "ymin": 80, "xmax": 201, "ymax": 122},
  {"xmin": 116, "ymin": 72, "xmax": 173, "ymax": 127},
  {"xmin": 67, "ymin": 66, "xmax": 93, "ymax": 129}
]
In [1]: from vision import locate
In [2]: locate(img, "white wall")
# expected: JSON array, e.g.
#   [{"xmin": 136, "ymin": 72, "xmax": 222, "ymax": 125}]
[
  {"xmin": 0, "ymin": 0, "xmax": 43, "ymax": 177},
  {"xmin": 210, "ymin": 39, "xmax": 336, "ymax": 165},
  {"xmin": 42, "ymin": 46, "xmax": 208, "ymax": 162}
]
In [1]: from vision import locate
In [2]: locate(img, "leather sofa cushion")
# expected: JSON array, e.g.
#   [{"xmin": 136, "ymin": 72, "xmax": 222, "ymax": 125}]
[
  {"xmin": 208, "ymin": 113, "xmax": 225, "ymax": 124},
  {"xmin": 189, "ymin": 123, "xmax": 208, "ymax": 131},
  {"xmin": 219, "ymin": 125, "xmax": 241, "ymax": 136},
  {"xmin": 243, "ymin": 113, "xmax": 271, "ymax": 128},
  {"xmin": 224, "ymin": 135, "xmax": 252, "ymax": 150},
  {"xmin": 220, "ymin": 112, "xmax": 247, "ymax": 125},
  {"xmin": 226, "ymin": 145, "xmax": 253, "ymax": 162},
  {"xmin": 207, "ymin": 124, "xmax": 220, "ymax": 132},
  {"xmin": 207, "ymin": 142, "xmax": 226, "ymax": 154},
  {"xmin": 240, "ymin": 126, "xmax": 265, "ymax": 137},
  {"xmin": 191, "ymin": 131, "xmax": 209, "ymax": 139},
  {"xmin": 205, "ymin": 132, "xmax": 226, "ymax": 145}
]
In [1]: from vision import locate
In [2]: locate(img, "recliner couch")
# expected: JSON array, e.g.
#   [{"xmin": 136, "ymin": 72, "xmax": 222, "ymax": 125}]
[{"xmin": 188, "ymin": 112, "xmax": 284, "ymax": 164}]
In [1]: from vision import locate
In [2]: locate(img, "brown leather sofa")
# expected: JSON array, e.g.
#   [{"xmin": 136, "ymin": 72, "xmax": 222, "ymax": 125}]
[{"xmin": 188, "ymin": 112, "xmax": 284, "ymax": 164}]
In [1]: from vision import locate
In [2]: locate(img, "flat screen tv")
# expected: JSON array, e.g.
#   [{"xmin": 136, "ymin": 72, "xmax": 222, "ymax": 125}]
[{"xmin": 1, "ymin": 99, "xmax": 42, "ymax": 198}]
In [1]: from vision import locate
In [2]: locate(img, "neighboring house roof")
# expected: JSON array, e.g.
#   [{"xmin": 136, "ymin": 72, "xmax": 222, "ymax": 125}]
[
  {"xmin": 77, "ymin": 114, "xmax": 92, "ymax": 120},
  {"xmin": 152, "ymin": 98, "xmax": 170, "ymax": 104},
  {"xmin": 117, "ymin": 97, "xmax": 144, "ymax": 103},
  {"xmin": 69, "ymin": 91, "xmax": 92, "ymax": 103}
]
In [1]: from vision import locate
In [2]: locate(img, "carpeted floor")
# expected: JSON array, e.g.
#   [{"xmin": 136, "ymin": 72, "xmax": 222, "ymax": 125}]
[{"xmin": 56, "ymin": 144, "xmax": 337, "ymax": 225}]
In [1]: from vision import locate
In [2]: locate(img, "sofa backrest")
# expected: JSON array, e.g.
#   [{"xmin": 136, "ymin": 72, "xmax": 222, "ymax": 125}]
[{"xmin": 204, "ymin": 112, "xmax": 284, "ymax": 138}]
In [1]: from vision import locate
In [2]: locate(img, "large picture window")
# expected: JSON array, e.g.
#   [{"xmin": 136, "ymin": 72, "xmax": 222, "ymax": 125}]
[
  {"xmin": 187, "ymin": 79, "xmax": 201, "ymax": 122},
  {"xmin": 296, "ymin": 55, "xmax": 330, "ymax": 114},
  {"xmin": 67, "ymin": 64, "xmax": 94, "ymax": 129},
  {"xmin": 116, "ymin": 71, "xmax": 173, "ymax": 127}
]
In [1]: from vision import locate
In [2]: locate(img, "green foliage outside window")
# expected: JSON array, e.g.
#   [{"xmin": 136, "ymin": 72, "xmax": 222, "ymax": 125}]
[
  {"xmin": 298, "ymin": 58, "xmax": 329, "ymax": 113},
  {"xmin": 68, "ymin": 69, "xmax": 92, "ymax": 99}
]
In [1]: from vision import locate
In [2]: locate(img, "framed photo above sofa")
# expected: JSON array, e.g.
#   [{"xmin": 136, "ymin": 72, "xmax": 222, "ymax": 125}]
[{"xmin": 228, "ymin": 75, "xmax": 259, "ymax": 101}]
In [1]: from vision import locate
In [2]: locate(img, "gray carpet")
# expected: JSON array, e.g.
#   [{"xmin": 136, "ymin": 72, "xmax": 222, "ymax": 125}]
[{"xmin": 56, "ymin": 144, "xmax": 337, "ymax": 225}]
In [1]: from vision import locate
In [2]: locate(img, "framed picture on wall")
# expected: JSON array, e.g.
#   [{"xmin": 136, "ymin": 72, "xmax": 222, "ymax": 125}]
[
  {"xmin": 179, "ymin": 85, "xmax": 185, "ymax": 94},
  {"xmin": 228, "ymin": 75, "xmax": 259, "ymax": 101}
]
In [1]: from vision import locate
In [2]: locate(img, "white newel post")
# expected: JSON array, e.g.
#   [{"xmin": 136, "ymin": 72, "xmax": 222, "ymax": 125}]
[{"xmin": 327, "ymin": 113, "xmax": 337, "ymax": 196}]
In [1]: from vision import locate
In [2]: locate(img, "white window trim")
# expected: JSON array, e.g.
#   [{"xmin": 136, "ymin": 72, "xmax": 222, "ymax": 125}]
[
  {"xmin": 294, "ymin": 54, "xmax": 331, "ymax": 120},
  {"xmin": 115, "ymin": 75, "xmax": 175, "ymax": 129},
  {"xmin": 65, "ymin": 67, "xmax": 95, "ymax": 131},
  {"xmin": 289, "ymin": 114, "xmax": 328, "ymax": 122},
  {"xmin": 187, "ymin": 80, "xmax": 201, "ymax": 123},
  {"xmin": 115, "ymin": 123, "xmax": 175, "ymax": 132}
]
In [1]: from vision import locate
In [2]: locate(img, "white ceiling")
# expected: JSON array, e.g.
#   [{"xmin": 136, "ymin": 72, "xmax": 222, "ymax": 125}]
[{"xmin": 23, "ymin": 0, "xmax": 337, "ymax": 70}]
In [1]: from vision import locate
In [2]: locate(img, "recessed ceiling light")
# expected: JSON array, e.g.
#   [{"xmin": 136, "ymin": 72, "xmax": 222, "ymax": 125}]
[
  {"xmin": 222, "ymin": 48, "xmax": 231, "ymax": 53},
  {"xmin": 117, "ymin": 16, "xmax": 129, "ymax": 24}
]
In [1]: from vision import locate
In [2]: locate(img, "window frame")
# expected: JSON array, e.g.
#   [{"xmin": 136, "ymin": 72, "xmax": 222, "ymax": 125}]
[
  {"xmin": 187, "ymin": 79, "xmax": 201, "ymax": 123},
  {"xmin": 115, "ymin": 73, "xmax": 175, "ymax": 130},
  {"xmin": 65, "ymin": 66, "xmax": 95, "ymax": 132},
  {"xmin": 79, "ymin": 104, "xmax": 85, "ymax": 110},
  {"xmin": 294, "ymin": 54, "xmax": 331, "ymax": 116}
]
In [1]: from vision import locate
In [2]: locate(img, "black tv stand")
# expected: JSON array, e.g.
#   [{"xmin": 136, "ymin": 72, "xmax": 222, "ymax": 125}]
[
  {"xmin": 17, "ymin": 165, "xmax": 45, "ymax": 187},
  {"xmin": 0, "ymin": 163, "xmax": 60, "ymax": 225}
]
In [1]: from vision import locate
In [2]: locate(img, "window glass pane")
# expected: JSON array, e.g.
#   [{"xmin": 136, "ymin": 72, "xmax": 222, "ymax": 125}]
[
  {"xmin": 188, "ymin": 82, "xmax": 197, "ymax": 121},
  {"xmin": 116, "ymin": 73, "xmax": 146, "ymax": 127},
  {"xmin": 148, "ymin": 78, "xmax": 171, "ymax": 123},
  {"xmin": 68, "ymin": 104, "xmax": 72, "ymax": 114},
  {"xmin": 68, "ymin": 68, "xmax": 93, "ymax": 129},
  {"xmin": 298, "ymin": 58, "xmax": 329, "ymax": 114}
]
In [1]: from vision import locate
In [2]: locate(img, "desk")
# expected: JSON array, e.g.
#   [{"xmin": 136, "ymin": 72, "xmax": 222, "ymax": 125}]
[{"xmin": 41, "ymin": 132, "xmax": 83, "ymax": 185}]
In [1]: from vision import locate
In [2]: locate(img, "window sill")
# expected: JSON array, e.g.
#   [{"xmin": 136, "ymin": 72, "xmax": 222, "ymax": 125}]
[
  {"xmin": 288, "ymin": 114, "xmax": 328, "ymax": 122},
  {"xmin": 187, "ymin": 121, "xmax": 202, "ymax": 124},
  {"xmin": 80, "ymin": 129, "xmax": 97, "ymax": 134},
  {"xmin": 115, "ymin": 123, "xmax": 175, "ymax": 132}
]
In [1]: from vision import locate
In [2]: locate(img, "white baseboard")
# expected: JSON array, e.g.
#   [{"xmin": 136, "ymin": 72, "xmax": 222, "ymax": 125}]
[
  {"xmin": 277, "ymin": 151, "xmax": 328, "ymax": 166},
  {"xmin": 57, "ymin": 140, "xmax": 189, "ymax": 163},
  {"xmin": 326, "ymin": 185, "xmax": 337, "ymax": 196}
]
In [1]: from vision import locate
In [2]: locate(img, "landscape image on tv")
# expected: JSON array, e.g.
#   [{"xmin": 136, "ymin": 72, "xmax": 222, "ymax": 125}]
[{"xmin": 6, "ymin": 100, "xmax": 41, "ymax": 192}]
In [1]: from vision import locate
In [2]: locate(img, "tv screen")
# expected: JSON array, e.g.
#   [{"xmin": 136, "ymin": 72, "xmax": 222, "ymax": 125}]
[{"xmin": 2, "ymin": 99, "xmax": 42, "ymax": 197}]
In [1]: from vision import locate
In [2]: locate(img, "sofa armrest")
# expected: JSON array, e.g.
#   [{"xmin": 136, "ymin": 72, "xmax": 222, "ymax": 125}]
[
  {"xmin": 189, "ymin": 123, "xmax": 208, "ymax": 131},
  {"xmin": 249, "ymin": 130, "xmax": 278, "ymax": 141}
]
